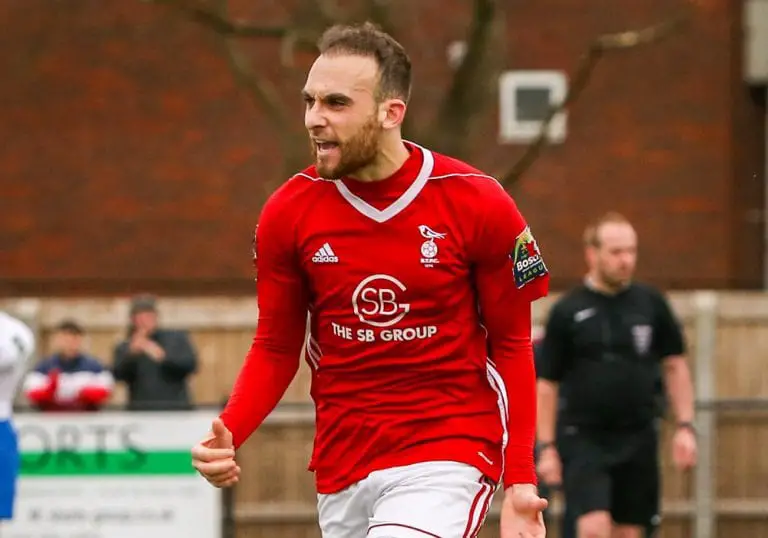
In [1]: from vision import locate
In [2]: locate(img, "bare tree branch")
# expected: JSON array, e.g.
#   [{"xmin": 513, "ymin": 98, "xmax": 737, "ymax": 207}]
[
  {"xmin": 142, "ymin": 0, "xmax": 290, "ymax": 38},
  {"xmin": 498, "ymin": 11, "xmax": 689, "ymax": 189},
  {"xmin": 313, "ymin": 0, "xmax": 346, "ymax": 22},
  {"xmin": 145, "ymin": 0, "xmax": 329, "ymax": 67},
  {"xmin": 277, "ymin": 0, "xmax": 357, "ymax": 66},
  {"xmin": 205, "ymin": 0, "xmax": 309, "ymax": 189},
  {"xmin": 363, "ymin": 0, "xmax": 399, "ymax": 37},
  {"xmin": 222, "ymin": 39, "xmax": 289, "ymax": 129},
  {"xmin": 426, "ymin": 0, "xmax": 497, "ymax": 158}
]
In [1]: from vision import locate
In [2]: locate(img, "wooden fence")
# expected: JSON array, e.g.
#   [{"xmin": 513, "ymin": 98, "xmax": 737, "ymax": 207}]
[{"xmin": 2, "ymin": 291, "xmax": 768, "ymax": 538}]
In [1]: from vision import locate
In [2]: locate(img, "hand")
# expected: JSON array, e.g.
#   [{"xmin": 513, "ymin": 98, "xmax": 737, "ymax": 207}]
[
  {"xmin": 500, "ymin": 484, "xmax": 548, "ymax": 538},
  {"xmin": 130, "ymin": 336, "xmax": 165, "ymax": 361},
  {"xmin": 536, "ymin": 446, "xmax": 562, "ymax": 487},
  {"xmin": 129, "ymin": 335, "xmax": 147, "ymax": 354},
  {"xmin": 671, "ymin": 426, "xmax": 697, "ymax": 470},
  {"xmin": 191, "ymin": 418, "xmax": 240, "ymax": 488},
  {"xmin": 141, "ymin": 340, "xmax": 166, "ymax": 361}
]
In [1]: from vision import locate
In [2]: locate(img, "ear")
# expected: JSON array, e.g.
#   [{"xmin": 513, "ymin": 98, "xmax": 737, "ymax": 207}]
[
  {"xmin": 379, "ymin": 99, "xmax": 407, "ymax": 130},
  {"xmin": 585, "ymin": 245, "xmax": 596, "ymax": 267}
]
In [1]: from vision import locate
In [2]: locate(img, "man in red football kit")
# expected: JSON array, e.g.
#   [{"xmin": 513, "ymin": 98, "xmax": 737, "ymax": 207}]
[{"xmin": 192, "ymin": 22, "xmax": 549, "ymax": 538}]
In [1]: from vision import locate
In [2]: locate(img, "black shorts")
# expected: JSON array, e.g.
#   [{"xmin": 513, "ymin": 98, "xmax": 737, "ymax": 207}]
[{"xmin": 558, "ymin": 423, "xmax": 660, "ymax": 526}]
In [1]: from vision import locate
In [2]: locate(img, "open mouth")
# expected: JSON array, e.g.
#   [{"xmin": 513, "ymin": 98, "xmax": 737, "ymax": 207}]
[{"xmin": 315, "ymin": 141, "xmax": 340, "ymax": 156}]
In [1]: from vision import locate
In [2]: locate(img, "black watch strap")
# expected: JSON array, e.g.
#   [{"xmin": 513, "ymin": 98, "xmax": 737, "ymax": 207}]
[{"xmin": 538, "ymin": 441, "xmax": 556, "ymax": 450}]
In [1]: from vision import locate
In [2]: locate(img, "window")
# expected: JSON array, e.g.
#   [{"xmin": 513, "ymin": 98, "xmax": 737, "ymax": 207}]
[{"xmin": 498, "ymin": 70, "xmax": 568, "ymax": 144}]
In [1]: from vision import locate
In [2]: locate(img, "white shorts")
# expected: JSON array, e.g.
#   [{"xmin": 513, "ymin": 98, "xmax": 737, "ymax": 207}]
[{"xmin": 317, "ymin": 461, "xmax": 497, "ymax": 538}]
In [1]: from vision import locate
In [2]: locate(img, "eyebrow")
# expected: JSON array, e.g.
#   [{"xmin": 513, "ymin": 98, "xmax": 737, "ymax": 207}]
[{"xmin": 301, "ymin": 91, "xmax": 353, "ymax": 104}]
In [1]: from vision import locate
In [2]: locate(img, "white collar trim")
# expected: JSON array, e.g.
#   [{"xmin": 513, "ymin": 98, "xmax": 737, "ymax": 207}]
[{"xmin": 332, "ymin": 142, "xmax": 434, "ymax": 223}]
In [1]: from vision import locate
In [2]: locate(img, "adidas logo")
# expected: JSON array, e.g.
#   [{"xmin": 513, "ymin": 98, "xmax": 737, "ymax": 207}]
[{"xmin": 312, "ymin": 242, "xmax": 339, "ymax": 263}]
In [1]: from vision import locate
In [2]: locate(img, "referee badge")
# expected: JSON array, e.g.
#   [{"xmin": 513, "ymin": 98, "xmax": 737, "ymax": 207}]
[{"xmin": 631, "ymin": 324, "xmax": 653, "ymax": 355}]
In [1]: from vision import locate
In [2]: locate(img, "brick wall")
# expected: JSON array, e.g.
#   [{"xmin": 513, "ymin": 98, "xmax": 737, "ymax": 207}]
[
  {"xmin": 0, "ymin": 0, "xmax": 764, "ymax": 296},
  {"xmin": 483, "ymin": 0, "xmax": 766, "ymax": 290}
]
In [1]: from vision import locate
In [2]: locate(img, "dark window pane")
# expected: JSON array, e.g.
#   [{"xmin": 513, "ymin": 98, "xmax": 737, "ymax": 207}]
[{"xmin": 515, "ymin": 88, "xmax": 551, "ymax": 121}]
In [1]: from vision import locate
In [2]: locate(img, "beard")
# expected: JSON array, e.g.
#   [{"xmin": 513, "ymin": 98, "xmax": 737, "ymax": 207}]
[
  {"xmin": 599, "ymin": 266, "xmax": 633, "ymax": 290},
  {"xmin": 310, "ymin": 114, "xmax": 382, "ymax": 179}
]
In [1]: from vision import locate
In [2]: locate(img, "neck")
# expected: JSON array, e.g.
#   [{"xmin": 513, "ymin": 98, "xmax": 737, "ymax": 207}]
[{"xmin": 348, "ymin": 135, "xmax": 410, "ymax": 183}]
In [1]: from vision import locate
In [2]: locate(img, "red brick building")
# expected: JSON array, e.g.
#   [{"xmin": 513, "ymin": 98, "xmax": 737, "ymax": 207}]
[{"xmin": 0, "ymin": 0, "xmax": 764, "ymax": 296}]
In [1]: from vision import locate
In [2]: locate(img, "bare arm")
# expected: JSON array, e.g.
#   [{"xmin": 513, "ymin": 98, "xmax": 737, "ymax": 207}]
[
  {"xmin": 662, "ymin": 355, "xmax": 695, "ymax": 424},
  {"xmin": 534, "ymin": 301, "xmax": 570, "ymax": 444},
  {"xmin": 536, "ymin": 379, "xmax": 559, "ymax": 444},
  {"xmin": 653, "ymin": 290, "xmax": 693, "ymax": 424}
]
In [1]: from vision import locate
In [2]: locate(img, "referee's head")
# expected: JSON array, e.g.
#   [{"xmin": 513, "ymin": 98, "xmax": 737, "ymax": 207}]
[{"xmin": 583, "ymin": 212, "xmax": 637, "ymax": 291}]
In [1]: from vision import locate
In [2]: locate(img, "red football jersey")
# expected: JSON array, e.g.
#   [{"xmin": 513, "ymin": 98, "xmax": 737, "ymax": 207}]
[{"xmin": 220, "ymin": 141, "xmax": 549, "ymax": 494}]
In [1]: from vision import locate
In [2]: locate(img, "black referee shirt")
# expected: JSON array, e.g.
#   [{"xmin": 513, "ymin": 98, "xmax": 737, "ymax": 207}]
[{"xmin": 537, "ymin": 282, "xmax": 685, "ymax": 430}]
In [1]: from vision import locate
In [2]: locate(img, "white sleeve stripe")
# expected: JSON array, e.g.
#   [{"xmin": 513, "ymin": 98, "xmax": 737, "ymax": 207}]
[
  {"xmin": 305, "ymin": 344, "xmax": 319, "ymax": 369},
  {"xmin": 427, "ymin": 172, "xmax": 497, "ymax": 182},
  {"xmin": 486, "ymin": 361, "xmax": 509, "ymax": 479}
]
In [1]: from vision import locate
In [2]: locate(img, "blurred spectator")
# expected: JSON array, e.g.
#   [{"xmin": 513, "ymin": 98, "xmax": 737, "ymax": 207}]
[
  {"xmin": 113, "ymin": 294, "xmax": 198, "ymax": 410},
  {"xmin": 23, "ymin": 320, "xmax": 113, "ymax": 412}
]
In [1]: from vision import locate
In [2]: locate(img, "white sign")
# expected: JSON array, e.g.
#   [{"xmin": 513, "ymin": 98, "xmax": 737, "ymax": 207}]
[{"xmin": 4, "ymin": 411, "xmax": 221, "ymax": 538}]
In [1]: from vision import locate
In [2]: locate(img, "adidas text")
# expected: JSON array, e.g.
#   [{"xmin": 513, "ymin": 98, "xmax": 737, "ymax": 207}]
[{"xmin": 313, "ymin": 255, "xmax": 339, "ymax": 263}]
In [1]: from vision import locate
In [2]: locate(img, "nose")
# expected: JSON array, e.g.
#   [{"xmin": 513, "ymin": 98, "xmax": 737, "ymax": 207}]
[
  {"xmin": 618, "ymin": 252, "xmax": 634, "ymax": 269},
  {"xmin": 305, "ymin": 102, "xmax": 327, "ymax": 131}
]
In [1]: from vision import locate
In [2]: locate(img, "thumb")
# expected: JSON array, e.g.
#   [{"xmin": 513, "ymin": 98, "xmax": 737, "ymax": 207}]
[
  {"xmin": 532, "ymin": 496, "xmax": 549, "ymax": 511},
  {"xmin": 519, "ymin": 493, "xmax": 548, "ymax": 513},
  {"xmin": 211, "ymin": 418, "xmax": 233, "ymax": 446}
]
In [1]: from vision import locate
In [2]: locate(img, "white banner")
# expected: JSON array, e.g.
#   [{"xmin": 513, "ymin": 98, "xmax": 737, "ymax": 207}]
[{"xmin": 3, "ymin": 410, "xmax": 222, "ymax": 538}]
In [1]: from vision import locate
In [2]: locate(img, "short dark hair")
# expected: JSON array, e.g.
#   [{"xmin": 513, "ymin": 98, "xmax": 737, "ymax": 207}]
[
  {"xmin": 317, "ymin": 22, "xmax": 412, "ymax": 103},
  {"xmin": 130, "ymin": 293, "xmax": 158, "ymax": 316},
  {"xmin": 56, "ymin": 319, "xmax": 84, "ymax": 335},
  {"xmin": 583, "ymin": 212, "xmax": 632, "ymax": 248}
]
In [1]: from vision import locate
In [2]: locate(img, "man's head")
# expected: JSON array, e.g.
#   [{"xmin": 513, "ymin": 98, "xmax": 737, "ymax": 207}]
[
  {"xmin": 583, "ymin": 212, "xmax": 638, "ymax": 291},
  {"xmin": 129, "ymin": 294, "xmax": 159, "ymax": 334},
  {"xmin": 303, "ymin": 22, "xmax": 411, "ymax": 179},
  {"xmin": 53, "ymin": 320, "xmax": 84, "ymax": 359}
]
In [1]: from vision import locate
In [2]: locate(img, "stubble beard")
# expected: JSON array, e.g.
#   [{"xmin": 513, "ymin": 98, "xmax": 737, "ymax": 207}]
[
  {"xmin": 310, "ymin": 115, "xmax": 382, "ymax": 180},
  {"xmin": 599, "ymin": 267, "xmax": 633, "ymax": 291}
]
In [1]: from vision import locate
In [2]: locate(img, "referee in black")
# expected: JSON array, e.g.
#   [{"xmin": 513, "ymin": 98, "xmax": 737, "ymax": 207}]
[{"xmin": 535, "ymin": 212, "xmax": 697, "ymax": 538}]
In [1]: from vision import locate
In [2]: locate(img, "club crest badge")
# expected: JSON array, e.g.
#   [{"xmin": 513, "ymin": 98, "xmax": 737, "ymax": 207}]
[{"xmin": 418, "ymin": 225, "xmax": 446, "ymax": 268}]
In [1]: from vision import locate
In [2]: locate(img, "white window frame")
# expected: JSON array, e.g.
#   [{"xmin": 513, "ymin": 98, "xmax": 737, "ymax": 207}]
[{"xmin": 498, "ymin": 70, "xmax": 568, "ymax": 144}]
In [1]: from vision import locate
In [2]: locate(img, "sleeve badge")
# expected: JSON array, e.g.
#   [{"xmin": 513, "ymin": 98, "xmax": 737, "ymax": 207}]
[{"xmin": 511, "ymin": 226, "xmax": 548, "ymax": 289}]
